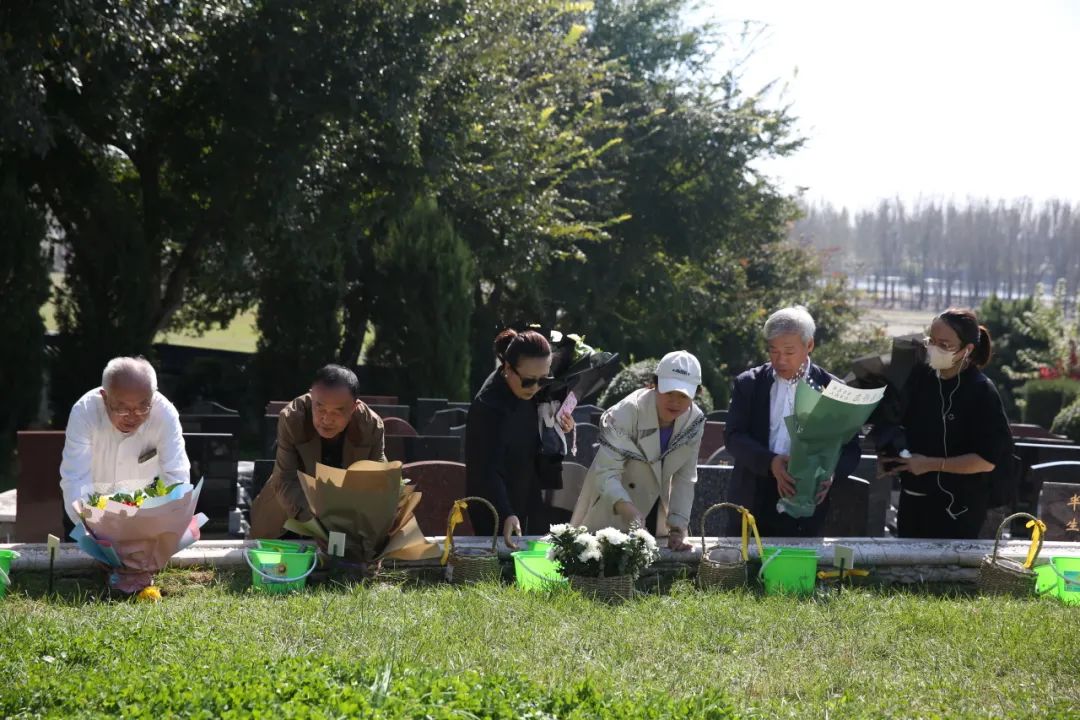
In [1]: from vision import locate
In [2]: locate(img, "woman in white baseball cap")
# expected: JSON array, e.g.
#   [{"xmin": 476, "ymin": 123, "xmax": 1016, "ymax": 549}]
[{"xmin": 570, "ymin": 351, "xmax": 706, "ymax": 550}]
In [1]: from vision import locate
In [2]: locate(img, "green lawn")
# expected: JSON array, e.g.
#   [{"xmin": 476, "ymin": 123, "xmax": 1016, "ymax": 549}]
[{"xmin": 1, "ymin": 571, "xmax": 1077, "ymax": 719}]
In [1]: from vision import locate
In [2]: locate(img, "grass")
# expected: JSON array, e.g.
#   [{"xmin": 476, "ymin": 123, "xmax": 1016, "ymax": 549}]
[{"xmin": 1, "ymin": 570, "xmax": 1078, "ymax": 719}]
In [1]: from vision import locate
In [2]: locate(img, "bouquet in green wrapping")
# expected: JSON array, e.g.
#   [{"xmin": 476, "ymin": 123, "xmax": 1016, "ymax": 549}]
[{"xmin": 780, "ymin": 380, "xmax": 886, "ymax": 518}]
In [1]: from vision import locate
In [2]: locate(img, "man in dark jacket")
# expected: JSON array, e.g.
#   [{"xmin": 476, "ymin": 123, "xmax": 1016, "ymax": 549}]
[{"xmin": 726, "ymin": 306, "xmax": 861, "ymax": 537}]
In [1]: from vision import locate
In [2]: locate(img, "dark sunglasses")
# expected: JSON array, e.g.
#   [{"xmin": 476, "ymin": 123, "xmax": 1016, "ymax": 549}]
[{"xmin": 508, "ymin": 365, "xmax": 553, "ymax": 389}]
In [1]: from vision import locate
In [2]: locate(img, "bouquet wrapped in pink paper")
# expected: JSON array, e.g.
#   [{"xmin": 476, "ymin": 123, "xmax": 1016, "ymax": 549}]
[{"xmin": 72, "ymin": 478, "xmax": 208, "ymax": 593}]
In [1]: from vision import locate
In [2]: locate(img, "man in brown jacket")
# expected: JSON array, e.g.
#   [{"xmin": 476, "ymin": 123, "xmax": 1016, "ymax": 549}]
[{"xmin": 249, "ymin": 364, "xmax": 387, "ymax": 538}]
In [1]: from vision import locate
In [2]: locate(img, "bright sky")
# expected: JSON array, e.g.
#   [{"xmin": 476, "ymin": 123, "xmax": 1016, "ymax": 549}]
[{"xmin": 694, "ymin": 0, "xmax": 1080, "ymax": 211}]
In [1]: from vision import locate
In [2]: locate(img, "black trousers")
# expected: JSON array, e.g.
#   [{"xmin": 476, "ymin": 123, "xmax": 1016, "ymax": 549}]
[
  {"xmin": 897, "ymin": 488, "xmax": 987, "ymax": 539},
  {"xmin": 752, "ymin": 475, "xmax": 830, "ymax": 538}
]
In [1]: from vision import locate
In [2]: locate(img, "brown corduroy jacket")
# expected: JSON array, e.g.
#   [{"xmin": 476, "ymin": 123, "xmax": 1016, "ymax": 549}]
[{"xmin": 249, "ymin": 393, "xmax": 386, "ymax": 538}]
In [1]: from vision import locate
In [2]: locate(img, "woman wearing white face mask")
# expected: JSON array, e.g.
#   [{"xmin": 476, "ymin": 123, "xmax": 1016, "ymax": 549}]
[{"xmin": 881, "ymin": 308, "xmax": 1012, "ymax": 538}]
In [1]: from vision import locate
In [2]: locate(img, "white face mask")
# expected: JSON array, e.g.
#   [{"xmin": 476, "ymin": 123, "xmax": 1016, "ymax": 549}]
[{"xmin": 926, "ymin": 345, "xmax": 966, "ymax": 371}]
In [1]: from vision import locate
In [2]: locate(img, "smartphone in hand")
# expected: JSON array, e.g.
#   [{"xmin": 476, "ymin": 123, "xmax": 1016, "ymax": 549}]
[{"xmin": 558, "ymin": 391, "xmax": 578, "ymax": 422}]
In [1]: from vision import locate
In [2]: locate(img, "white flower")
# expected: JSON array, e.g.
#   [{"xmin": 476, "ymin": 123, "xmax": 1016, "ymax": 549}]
[
  {"xmin": 578, "ymin": 545, "xmax": 602, "ymax": 563},
  {"xmin": 548, "ymin": 523, "xmax": 574, "ymax": 538},
  {"xmin": 546, "ymin": 548, "xmax": 556, "ymax": 560},
  {"xmin": 573, "ymin": 533, "xmax": 598, "ymax": 548},
  {"xmin": 595, "ymin": 527, "xmax": 628, "ymax": 546},
  {"xmin": 631, "ymin": 527, "xmax": 658, "ymax": 550}
]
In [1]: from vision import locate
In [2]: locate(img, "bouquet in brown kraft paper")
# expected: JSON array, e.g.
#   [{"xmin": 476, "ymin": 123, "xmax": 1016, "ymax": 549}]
[{"xmin": 285, "ymin": 460, "xmax": 440, "ymax": 564}]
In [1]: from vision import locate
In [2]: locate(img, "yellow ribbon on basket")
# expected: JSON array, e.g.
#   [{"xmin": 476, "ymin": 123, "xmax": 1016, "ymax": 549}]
[
  {"xmin": 1023, "ymin": 517, "xmax": 1047, "ymax": 569},
  {"xmin": 740, "ymin": 508, "xmax": 765, "ymax": 563},
  {"xmin": 440, "ymin": 499, "xmax": 469, "ymax": 565}
]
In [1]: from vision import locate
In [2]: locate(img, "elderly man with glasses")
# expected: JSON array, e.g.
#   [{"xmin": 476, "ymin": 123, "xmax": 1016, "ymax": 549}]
[{"xmin": 59, "ymin": 356, "xmax": 190, "ymax": 526}]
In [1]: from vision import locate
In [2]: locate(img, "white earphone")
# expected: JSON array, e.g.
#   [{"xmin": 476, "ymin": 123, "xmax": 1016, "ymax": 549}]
[{"xmin": 936, "ymin": 349, "xmax": 970, "ymax": 520}]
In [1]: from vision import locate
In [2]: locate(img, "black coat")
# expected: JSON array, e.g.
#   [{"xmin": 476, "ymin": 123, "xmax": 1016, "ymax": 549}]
[{"xmin": 464, "ymin": 370, "xmax": 561, "ymax": 535}]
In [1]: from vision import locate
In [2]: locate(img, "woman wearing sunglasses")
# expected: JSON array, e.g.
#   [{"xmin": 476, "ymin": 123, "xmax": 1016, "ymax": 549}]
[
  {"xmin": 878, "ymin": 308, "xmax": 1012, "ymax": 538},
  {"xmin": 465, "ymin": 328, "xmax": 574, "ymax": 548}
]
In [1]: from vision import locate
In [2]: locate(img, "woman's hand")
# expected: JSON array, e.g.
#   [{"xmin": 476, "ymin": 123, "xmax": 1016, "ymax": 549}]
[
  {"xmin": 893, "ymin": 453, "xmax": 938, "ymax": 476},
  {"xmin": 503, "ymin": 515, "xmax": 522, "ymax": 550},
  {"xmin": 667, "ymin": 526, "xmax": 691, "ymax": 552},
  {"xmin": 558, "ymin": 413, "xmax": 575, "ymax": 433},
  {"xmin": 614, "ymin": 500, "xmax": 644, "ymax": 528},
  {"xmin": 770, "ymin": 454, "xmax": 796, "ymax": 497}
]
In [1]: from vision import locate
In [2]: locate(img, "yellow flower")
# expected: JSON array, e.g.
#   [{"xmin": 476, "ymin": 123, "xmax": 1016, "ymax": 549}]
[
  {"xmin": 93, "ymin": 496, "xmax": 108, "ymax": 510},
  {"xmin": 136, "ymin": 586, "xmax": 162, "ymax": 602}
]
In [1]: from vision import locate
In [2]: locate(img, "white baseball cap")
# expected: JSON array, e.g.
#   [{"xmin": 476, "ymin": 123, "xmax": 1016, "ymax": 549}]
[{"xmin": 656, "ymin": 351, "xmax": 702, "ymax": 398}]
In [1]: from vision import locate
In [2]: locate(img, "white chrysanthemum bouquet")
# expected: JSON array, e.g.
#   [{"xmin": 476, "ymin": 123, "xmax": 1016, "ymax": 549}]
[{"xmin": 546, "ymin": 523, "xmax": 659, "ymax": 579}]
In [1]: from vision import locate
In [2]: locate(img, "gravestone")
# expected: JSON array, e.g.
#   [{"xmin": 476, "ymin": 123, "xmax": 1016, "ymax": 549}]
[
  {"xmin": 358, "ymin": 395, "xmax": 398, "ymax": 406},
  {"xmin": 824, "ymin": 476, "xmax": 870, "ymax": 536},
  {"xmin": 703, "ymin": 446, "xmax": 733, "ymax": 465},
  {"xmin": 402, "ymin": 461, "xmax": 470, "ymax": 536},
  {"xmin": 1014, "ymin": 443, "xmax": 1080, "ymax": 516},
  {"xmin": 415, "ymin": 398, "xmax": 450, "ymax": 436},
  {"xmin": 383, "ymin": 417, "xmax": 418, "ymax": 437},
  {"xmin": 572, "ymin": 404, "xmax": 604, "ymax": 425},
  {"xmin": 184, "ymin": 432, "xmax": 238, "ymax": 534},
  {"xmin": 183, "ymin": 400, "xmax": 238, "ymax": 415},
  {"xmin": 423, "ymin": 408, "xmax": 468, "ymax": 435},
  {"xmin": 688, "ymin": 465, "xmax": 736, "ymax": 537},
  {"xmin": 388, "ymin": 435, "xmax": 463, "ymax": 463},
  {"xmin": 698, "ymin": 422, "xmax": 725, "ymax": 463},
  {"xmin": 1037, "ymin": 481, "xmax": 1080, "ymax": 541},
  {"xmin": 368, "ymin": 404, "xmax": 411, "ymax": 422},
  {"xmin": 180, "ymin": 413, "xmax": 242, "ymax": 437},
  {"xmin": 14, "ymin": 431, "xmax": 66, "ymax": 542}
]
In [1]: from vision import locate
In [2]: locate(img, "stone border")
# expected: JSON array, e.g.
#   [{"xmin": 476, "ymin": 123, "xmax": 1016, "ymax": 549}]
[{"xmin": 5, "ymin": 537, "xmax": 1079, "ymax": 584}]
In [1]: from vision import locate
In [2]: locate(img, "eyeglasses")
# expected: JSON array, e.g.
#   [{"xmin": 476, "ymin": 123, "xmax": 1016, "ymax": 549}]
[
  {"xmin": 923, "ymin": 336, "xmax": 960, "ymax": 353},
  {"xmin": 508, "ymin": 365, "xmax": 553, "ymax": 389},
  {"xmin": 106, "ymin": 401, "xmax": 153, "ymax": 418}
]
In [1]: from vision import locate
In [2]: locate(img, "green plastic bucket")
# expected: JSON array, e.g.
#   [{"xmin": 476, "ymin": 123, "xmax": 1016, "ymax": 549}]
[
  {"xmin": 512, "ymin": 550, "xmax": 565, "ymax": 591},
  {"xmin": 1037, "ymin": 557, "xmax": 1080, "ymax": 606},
  {"xmin": 1035, "ymin": 564, "xmax": 1058, "ymax": 595},
  {"xmin": 759, "ymin": 546, "xmax": 818, "ymax": 596},
  {"xmin": 256, "ymin": 539, "xmax": 313, "ymax": 555},
  {"xmin": 0, "ymin": 549, "xmax": 19, "ymax": 598},
  {"xmin": 246, "ymin": 548, "xmax": 317, "ymax": 594},
  {"xmin": 526, "ymin": 540, "xmax": 553, "ymax": 554}
]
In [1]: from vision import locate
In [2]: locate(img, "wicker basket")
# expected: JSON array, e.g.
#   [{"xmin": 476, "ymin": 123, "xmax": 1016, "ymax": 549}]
[
  {"xmin": 567, "ymin": 573, "xmax": 636, "ymax": 604},
  {"xmin": 697, "ymin": 502, "xmax": 762, "ymax": 590},
  {"xmin": 978, "ymin": 512, "xmax": 1045, "ymax": 598},
  {"xmin": 445, "ymin": 496, "xmax": 501, "ymax": 584}
]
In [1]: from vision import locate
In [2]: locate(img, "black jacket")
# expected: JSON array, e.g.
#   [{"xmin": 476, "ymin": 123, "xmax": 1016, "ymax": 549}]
[{"xmin": 465, "ymin": 370, "xmax": 561, "ymax": 523}]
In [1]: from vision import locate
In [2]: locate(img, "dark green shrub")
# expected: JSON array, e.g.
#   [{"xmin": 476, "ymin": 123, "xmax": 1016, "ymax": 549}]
[
  {"xmin": 1020, "ymin": 378, "xmax": 1080, "ymax": 430},
  {"xmin": 599, "ymin": 358, "xmax": 714, "ymax": 412},
  {"xmin": 1050, "ymin": 401, "xmax": 1080, "ymax": 443}
]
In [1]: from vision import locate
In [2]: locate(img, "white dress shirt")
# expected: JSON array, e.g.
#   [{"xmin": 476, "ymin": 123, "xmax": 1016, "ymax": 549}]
[
  {"xmin": 59, "ymin": 388, "xmax": 190, "ymax": 524},
  {"xmin": 768, "ymin": 359, "xmax": 813, "ymax": 456},
  {"xmin": 768, "ymin": 378, "xmax": 797, "ymax": 456}
]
